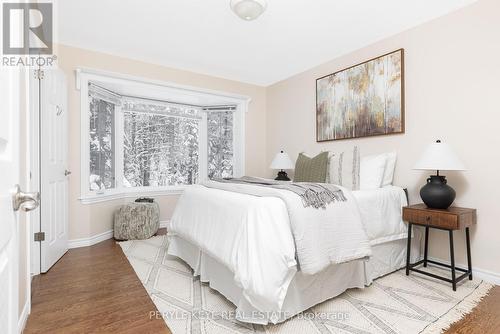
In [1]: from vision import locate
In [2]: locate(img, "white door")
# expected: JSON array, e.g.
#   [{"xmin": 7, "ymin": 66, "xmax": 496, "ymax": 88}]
[
  {"xmin": 0, "ymin": 69, "xmax": 22, "ymax": 333},
  {"xmin": 40, "ymin": 69, "xmax": 69, "ymax": 272}
]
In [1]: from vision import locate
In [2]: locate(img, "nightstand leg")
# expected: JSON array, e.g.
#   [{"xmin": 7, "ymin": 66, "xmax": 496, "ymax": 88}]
[
  {"xmin": 406, "ymin": 223, "xmax": 412, "ymax": 276},
  {"xmin": 466, "ymin": 227, "xmax": 473, "ymax": 280},
  {"xmin": 423, "ymin": 226, "xmax": 429, "ymax": 267},
  {"xmin": 449, "ymin": 230, "xmax": 456, "ymax": 291}
]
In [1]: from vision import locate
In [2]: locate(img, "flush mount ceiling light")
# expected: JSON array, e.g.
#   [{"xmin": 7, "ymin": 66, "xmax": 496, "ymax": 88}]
[{"xmin": 230, "ymin": 0, "xmax": 267, "ymax": 21}]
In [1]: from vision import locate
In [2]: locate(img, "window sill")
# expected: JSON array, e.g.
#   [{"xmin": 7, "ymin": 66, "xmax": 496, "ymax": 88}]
[{"xmin": 79, "ymin": 186, "xmax": 186, "ymax": 205}]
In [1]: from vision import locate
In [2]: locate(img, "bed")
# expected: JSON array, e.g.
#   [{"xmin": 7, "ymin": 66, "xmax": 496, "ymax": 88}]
[{"xmin": 167, "ymin": 182, "xmax": 422, "ymax": 324}]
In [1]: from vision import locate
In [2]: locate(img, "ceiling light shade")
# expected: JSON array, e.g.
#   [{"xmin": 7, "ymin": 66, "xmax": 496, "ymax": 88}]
[{"xmin": 230, "ymin": 0, "xmax": 267, "ymax": 21}]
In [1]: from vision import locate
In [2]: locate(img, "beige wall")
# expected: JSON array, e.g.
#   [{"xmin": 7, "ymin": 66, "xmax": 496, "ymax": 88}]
[
  {"xmin": 266, "ymin": 0, "xmax": 500, "ymax": 274},
  {"xmin": 57, "ymin": 44, "xmax": 267, "ymax": 240}
]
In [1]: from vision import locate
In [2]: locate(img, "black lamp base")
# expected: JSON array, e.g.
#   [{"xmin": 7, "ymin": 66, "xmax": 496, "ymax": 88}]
[
  {"xmin": 420, "ymin": 175, "xmax": 456, "ymax": 209},
  {"xmin": 275, "ymin": 170, "xmax": 290, "ymax": 181}
]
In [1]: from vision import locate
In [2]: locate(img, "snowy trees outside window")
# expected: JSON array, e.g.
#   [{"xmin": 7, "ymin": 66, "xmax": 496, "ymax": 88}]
[
  {"xmin": 123, "ymin": 109, "xmax": 199, "ymax": 187},
  {"xmin": 207, "ymin": 111, "xmax": 234, "ymax": 179},
  {"xmin": 89, "ymin": 95, "xmax": 115, "ymax": 191}
]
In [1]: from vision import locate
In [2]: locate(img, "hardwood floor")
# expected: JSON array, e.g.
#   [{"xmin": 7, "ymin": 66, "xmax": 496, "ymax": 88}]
[
  {"xmin": 24, "ymin": 229, "xmax": 500, "ymax": 334},
  {"xmin": 445, "ymin": 286, "xmax": 500, "ymax": 334},
  {"xmin": 24, "ymin": 230, "xmax": 170, "ymax": 334}
]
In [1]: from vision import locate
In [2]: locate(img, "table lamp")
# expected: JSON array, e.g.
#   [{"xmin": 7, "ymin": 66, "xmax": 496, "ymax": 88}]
[
  {"xmin": 270, "ymin": 150, "xmax": 294, "ymax": 181},
  {"xmin": 413, "ymin": 140, "xmax": 466, "ymax": 209}
]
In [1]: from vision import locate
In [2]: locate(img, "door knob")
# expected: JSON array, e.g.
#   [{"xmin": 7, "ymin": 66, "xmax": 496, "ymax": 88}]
[
  {"xmin": 12, "ymin": 184, "xmax": 40, "ymax": 212},
  {"xmin": 64, "ymin": 170, "xmax": 72, "ymax": 176}
]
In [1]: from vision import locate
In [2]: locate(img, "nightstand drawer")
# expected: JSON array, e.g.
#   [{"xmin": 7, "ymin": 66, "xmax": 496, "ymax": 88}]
[{"xmin": 403, "ymin": 209, "xmax": 459, "ymax": 229}]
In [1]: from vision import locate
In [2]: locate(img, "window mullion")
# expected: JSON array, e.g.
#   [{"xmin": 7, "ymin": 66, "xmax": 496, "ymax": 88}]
[
  {"xmin": 199, "ymin": 111, "xmax": 208, "ymax": 183},
  {"xmin": 233, "ymin": 105, "xmax": 245, "ymax": 177},
  {"xmin": 115, "ymin": 105, "xmax": 124, "ymax": 190}
]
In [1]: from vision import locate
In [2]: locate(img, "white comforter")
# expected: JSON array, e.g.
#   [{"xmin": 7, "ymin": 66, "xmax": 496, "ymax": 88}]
[
  {"xmin": 202, "ymin": 180, "xmax": 372, "ymax": 273},
  {"xmin": 168, "ymin": 182, "xmax": 372, "ymax": 313},
  {"xmin": 169, "ymin": 185, "xmax": 296, "ymax": 313}
]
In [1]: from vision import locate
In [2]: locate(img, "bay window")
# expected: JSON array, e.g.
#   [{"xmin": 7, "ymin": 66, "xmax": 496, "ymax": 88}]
[{"xmin": 78, "ymin": 69, "xmax": 248, "ymax": 203}]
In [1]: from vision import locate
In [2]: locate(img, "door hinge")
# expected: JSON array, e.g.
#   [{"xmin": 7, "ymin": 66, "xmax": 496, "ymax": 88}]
[
  {"xmin": 34, "ymin": 69, "xmax": 45, "ymax": 80},
  {"xmin": 34, "ymin": 232, "xmax": 45, "ymax": 242}
]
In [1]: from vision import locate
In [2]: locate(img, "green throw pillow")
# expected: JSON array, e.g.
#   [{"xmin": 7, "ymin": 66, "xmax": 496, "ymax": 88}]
[{"xmin": 293, "ymin": 152, "xmax": 329, "ymax": 183}]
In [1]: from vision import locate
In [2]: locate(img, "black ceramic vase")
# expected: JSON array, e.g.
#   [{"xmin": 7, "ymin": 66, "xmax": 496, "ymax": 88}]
[{"xmin": 420, "ymin": 175, "xmax": 456, "ymax": 209}]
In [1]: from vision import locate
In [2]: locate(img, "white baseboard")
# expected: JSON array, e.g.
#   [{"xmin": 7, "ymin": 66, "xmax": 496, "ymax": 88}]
[
  {"xmin": 68, "ymin": 220, "xmax": 170, "ymax": 249},
  {"xmin": 18, "ymin": 298, "xmax": 30, "ymax": 334},
  {"xmin": 428, "ymin": 256, "xmax": 500, "ymax": 285},
  {"xmin": 473, "ymin": 267, "xmax": 500, "ymax": 285},
  {"xmin": 68, "ymin": 230, "xmax": 114, "ymax": 249}
]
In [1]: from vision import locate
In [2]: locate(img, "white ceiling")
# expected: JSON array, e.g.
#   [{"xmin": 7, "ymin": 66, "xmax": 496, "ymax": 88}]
[{"xmin": 56, "ymin": 0, "xmax": 476, "ymax": 86}]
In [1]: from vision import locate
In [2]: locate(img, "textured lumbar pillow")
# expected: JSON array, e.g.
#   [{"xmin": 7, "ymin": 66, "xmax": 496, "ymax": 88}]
[
  {"xmin": 327, "ymin": 146, "xmax": 360, "ymax": 190},
  {"xmin": 294, "ymin": 152, "xmax": 329, "ymax": 182}
]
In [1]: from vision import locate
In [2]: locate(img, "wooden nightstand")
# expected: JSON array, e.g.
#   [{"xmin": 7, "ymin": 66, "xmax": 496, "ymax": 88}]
[{"xmin": 402, "ymin": 204, "xmax": 477, "ymax": 291}]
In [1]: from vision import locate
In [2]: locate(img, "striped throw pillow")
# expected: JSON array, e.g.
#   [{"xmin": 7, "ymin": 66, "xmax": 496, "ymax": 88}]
[{"xmin": 328, "ymin": 146, "xmax": 360, "ymax": 190}]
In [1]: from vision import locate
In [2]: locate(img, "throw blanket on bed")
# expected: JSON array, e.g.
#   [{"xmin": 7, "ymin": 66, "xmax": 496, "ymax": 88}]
[{"xmin": 213, "ymin": 176, "xmax": 346, "ymax": 209}]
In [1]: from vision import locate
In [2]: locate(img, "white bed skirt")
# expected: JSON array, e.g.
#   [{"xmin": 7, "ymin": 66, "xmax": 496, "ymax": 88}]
[{"xmin": 167, "ymin": 229, "xmax": 423, "ymax": 325}]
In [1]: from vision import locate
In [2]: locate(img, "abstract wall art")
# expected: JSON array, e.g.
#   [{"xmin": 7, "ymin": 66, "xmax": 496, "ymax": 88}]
[{"xmin": 316, "ymin": 49, "xmax": 404, "ymax": 142}]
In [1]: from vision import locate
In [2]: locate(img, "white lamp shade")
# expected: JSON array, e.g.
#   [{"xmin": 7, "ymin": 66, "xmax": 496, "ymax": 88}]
[
  {"xmin": 414, "ymin": 140, "xmax": 466, "ymax": 171},
  {"xmin": 270, "ymin": 151, "xmax": 294, "ymax": 170}
]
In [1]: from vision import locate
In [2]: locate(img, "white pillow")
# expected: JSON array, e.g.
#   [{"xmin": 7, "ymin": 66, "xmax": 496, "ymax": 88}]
[
  {"xmin": 360, "ymin": 154, "xmax": 388, "ymax": 190},
  {"xmin": 381, "ymin": 152, "xmax": 397, "ymax": 187},
  {"xmin": 327, "ymin": 146, "xmax": 360, "ymax": 190}
]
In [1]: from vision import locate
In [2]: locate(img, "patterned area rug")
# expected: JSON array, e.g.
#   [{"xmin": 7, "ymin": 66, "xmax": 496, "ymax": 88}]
[{"xmin": 119, "ymin": 235, "xmax": 492, "ymax": 334}]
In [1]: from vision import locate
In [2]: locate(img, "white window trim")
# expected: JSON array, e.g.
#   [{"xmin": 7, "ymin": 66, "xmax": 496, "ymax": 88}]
[{"xmin": 77, "ymin": 68, "xmax": 250, "ymax": 204}]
